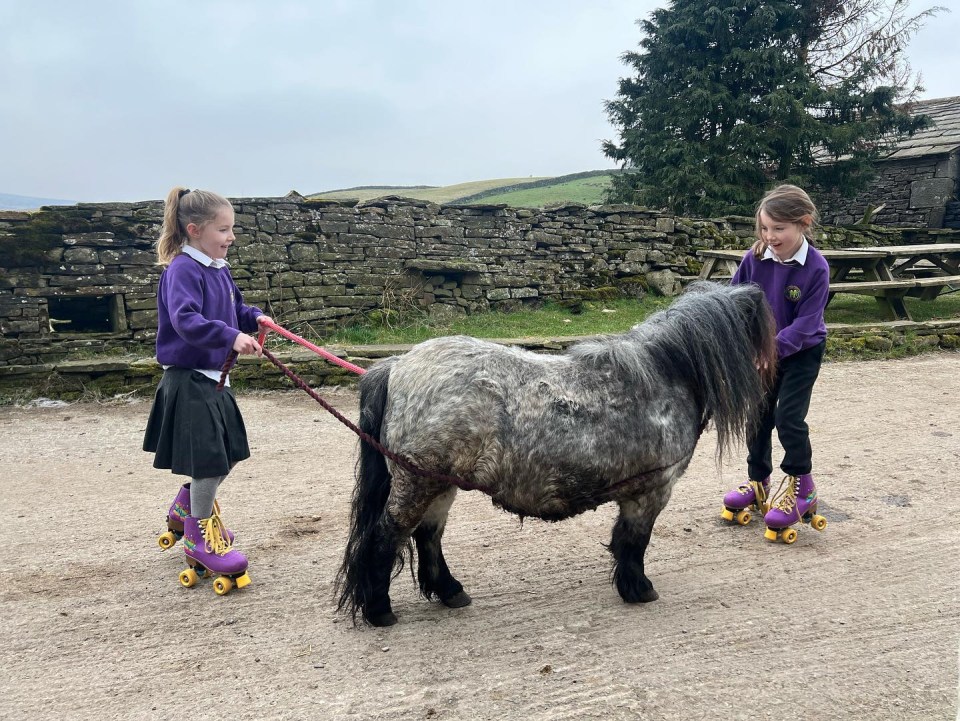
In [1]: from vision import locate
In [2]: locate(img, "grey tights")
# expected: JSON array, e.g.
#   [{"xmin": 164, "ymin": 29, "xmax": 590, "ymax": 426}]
[{"xmin": 190, "ymin": 475, "xmax": 225, "ymax": 519}]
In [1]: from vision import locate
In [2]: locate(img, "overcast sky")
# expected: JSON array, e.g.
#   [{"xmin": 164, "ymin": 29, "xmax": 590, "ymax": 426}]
[{"xmin": 1, "ymin": 0, "xmax": 956, "ymax": 203}]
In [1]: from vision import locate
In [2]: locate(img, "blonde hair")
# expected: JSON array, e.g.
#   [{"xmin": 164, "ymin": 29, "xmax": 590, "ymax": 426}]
[
  {"xmin": 751, "ymin": 184, "xmax": 819, "ymax": 258},
  {"xmin": 156, "ymin": 187, "xmax": 234, "ymax": 265}
]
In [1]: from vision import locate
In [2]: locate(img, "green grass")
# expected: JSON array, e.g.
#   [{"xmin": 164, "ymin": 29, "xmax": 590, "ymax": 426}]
[
  {"xmin": 472, "ymin": 174, "xmax": 613, "ymax": 207},
  {"xmin": 308, "ymin": 171, "xmax": 619, "ymax": 207},
  {"xmin": 309, "ymin": 177, "xmax": 551, "ymax": 204},
  {"xmin": 323, "ymin": 297, "xmax": 675, "ymax": 346},
  {"xmin": 824, "ymin": 291, "xmax": 960, "ymax": 324},
  {"xmin": 312, "ymin": 289, "xmax": 960, "ymax": 348}
]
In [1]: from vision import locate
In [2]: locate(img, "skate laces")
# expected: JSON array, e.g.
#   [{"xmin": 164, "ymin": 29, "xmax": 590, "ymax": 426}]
[
  {"xmin": 770, "ymin": 476, "xmax": 799, "ymax": 515},
  {"xmin": 736, "ymin": 480, "xmax": 767, "ymax": 497},
  {"xmin": 199, "ymin": 515, "xmax": 233, "ymax": 555}
]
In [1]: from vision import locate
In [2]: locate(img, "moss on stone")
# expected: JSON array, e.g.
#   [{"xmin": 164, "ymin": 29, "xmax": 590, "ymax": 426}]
[
  {"xmin": 864, "ymin": 335, "xmax": 894, "ymax": 352},
  {"xmin": 613, "ymin": 276, "xmax": 649, "ymax": 299},
  {"xmin": 554, "ymin": 298, "xmax": 585, "ymax": 314},
  {"xmin": 366, "ymin": 308, "xmax": 401, "ymax": 325},
  {"xmin": 568, "ymin": 286, "xmax": 619, "ymax": 301}
]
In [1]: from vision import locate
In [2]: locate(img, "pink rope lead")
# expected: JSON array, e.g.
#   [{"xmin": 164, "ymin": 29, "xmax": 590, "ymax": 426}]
[
  {"xmin": 258, "ymin": 318, "xmax": 367, "ymax": 375},
  {"xmin": 216, "ymin": 320, "xmax": 365, "ymax": 391}
]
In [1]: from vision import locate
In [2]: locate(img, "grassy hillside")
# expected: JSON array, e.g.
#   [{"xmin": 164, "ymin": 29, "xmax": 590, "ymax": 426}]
[
  {"xmin": 310, "ymin": 177, "xmax": 549, "ymax": 204},
  {"xmin": 463, "ymin": 173, "xmax": 613, "ymax": 207}
]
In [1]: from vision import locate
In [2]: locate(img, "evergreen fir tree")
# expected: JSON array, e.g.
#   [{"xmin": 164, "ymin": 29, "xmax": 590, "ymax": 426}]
[{"xmin": 603, "ymin": 0, "xmax": 935, "ymax": 216}]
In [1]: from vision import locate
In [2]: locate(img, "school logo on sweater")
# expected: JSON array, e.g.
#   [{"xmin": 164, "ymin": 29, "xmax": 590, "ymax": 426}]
[{"xmin": 785, "ymin": 285, "xmax": 802, "ymax": 302}]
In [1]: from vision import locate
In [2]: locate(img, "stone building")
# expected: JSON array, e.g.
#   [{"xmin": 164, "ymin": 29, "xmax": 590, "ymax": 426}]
[{"xmin": 820, "ymin": 96, "xmax": 960, "ymax": 228}]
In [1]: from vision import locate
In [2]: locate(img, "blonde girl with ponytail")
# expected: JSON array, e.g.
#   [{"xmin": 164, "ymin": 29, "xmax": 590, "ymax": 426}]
[{"xmin": 144, "ymin": 186, "xmax": 272, "ymax": 595}]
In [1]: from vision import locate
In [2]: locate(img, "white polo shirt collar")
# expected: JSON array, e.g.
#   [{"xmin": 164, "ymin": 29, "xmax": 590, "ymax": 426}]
[
  {"xmin": 181, "ymin": 244, "xmax": 229, "ymax": 269},
  {"xmin": 762, "ymin": 239, "xmax": 809, "ymax": 266}
]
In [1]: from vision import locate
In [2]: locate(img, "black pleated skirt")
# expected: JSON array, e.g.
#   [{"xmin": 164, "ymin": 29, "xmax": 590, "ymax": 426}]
[{"xmin": 142, "ymin": 368, "xmax": 250, "ymax": 478}]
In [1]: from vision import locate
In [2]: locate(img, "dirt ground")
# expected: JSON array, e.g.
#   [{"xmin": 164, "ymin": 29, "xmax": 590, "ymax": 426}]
[{"xmin": 1, "ymin": 352, "xmax": 959, "ymax": 721}]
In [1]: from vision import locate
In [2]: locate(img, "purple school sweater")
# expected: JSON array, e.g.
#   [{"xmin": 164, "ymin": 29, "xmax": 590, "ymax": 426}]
[
  {"xmin": 155, "ymin": 253, "xmax": 263, "ymax": 369},
  {"xmin": 731, "ymin": 246, "xmax": 829, "ymax": 359}
]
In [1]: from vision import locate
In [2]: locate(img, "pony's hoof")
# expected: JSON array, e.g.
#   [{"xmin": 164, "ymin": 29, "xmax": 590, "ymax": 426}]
[
  {"xmin": 366, "ymin": 611, "xmax": 398, "ymax": 627},
  {"xmin": 442, "ymin": 590, "xmax": 472, "ymax": 608},
  {"xmin": 620, "ymin": 586, "xmax": 659, "ymax": 604},
  {"xmin": 630, "ymin": 588, "xmax": 659, "ymax": 603}
]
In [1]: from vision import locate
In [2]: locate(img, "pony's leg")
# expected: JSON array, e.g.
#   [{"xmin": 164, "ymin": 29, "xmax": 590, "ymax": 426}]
[
  {"xmin": 413, "ymin": 487, "xmax": 471, "ymax": 608},
  {"xmin": 358, "ymin": 511, "xmax": 406, "ymax": 627},
  {"xmin": 610, "ymin": 486, "xmax": 674, "ymax": 603},
  {"xmin": 361, "ymin": 476, "xmax": 467, "ymax": 625}
]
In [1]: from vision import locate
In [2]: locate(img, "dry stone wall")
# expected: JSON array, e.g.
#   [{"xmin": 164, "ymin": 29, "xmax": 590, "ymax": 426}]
[{"xmin": 2, "ymin": 195, "xmax": 958, "ymax": 370}]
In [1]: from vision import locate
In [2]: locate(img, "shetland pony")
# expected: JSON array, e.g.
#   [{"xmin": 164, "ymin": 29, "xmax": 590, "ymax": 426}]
[{"xmin": 336, "ymin": 281, "xmax": 776, "ymax": 626}]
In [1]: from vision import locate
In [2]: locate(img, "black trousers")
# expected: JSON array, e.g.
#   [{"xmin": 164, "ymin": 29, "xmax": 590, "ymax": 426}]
[{"xmin": 747, "ymin": 340, "xmax": 825, "ymax": 480}]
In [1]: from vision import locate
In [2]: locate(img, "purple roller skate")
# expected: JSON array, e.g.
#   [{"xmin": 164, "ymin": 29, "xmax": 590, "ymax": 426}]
[
  {"xmin": 720, "ymin": 477, "xmax": 769, "ymax": 526},
  {"xmin": 763, "ymin": 474, "xmax": 828, "ymax": 544},
  {"xmin": 157, "ymin": 484, "xmax": 234, "ymax": 550},
  {"xmin": 178, "ymin": 515, "xmax": 251, "ymax": 596}
]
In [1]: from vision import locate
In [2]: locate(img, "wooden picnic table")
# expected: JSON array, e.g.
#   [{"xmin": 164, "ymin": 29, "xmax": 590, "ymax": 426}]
[
  {"xmin": 873, "ymin": 243, "xmax": 960, "ymax": 276},
  {"xmin": 835, "ymin": 244, "xmax": 960, "ymax": 307},
  {"xmin": 697, "ymin": 245, "xmax": 960, "ymax": 321}
]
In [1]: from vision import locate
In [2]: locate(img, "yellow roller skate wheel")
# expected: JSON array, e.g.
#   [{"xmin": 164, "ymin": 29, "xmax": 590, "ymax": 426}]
[
  {"xmin": 234, "ymin": 572, "xmax": 251, "ymax": 590},
  {"xmin": 720, "ymin": 508, "xmax": 734, "ymax": 522},
  {"xmin": 810, "ymin": 515, "xmax": 827, "ymax": 531},
  {"xmin": 213, "ymin": 576, "xmax": 234, "ymax": 596},
  {"xmin": 764, "ymin": 528, "xmax": 779, "ymax": 542},
  {"xmin": 781, "ymin": 528, "xmax": 798, "ymax": 544},
  {"xmin": 735, "ymin": 509, "xmax": 752, "ymax": 526},
  {"xmin": 179, "ymin": 568, "xmax": 198, "ymax": 588},
  {"xmin": 158, "ymin": 532, "xmax": 176, "ymax": 550}
]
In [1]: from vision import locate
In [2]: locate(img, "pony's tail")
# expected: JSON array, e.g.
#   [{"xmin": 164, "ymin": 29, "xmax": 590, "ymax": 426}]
[{"xmin": 335, "ymin": 356, "xmax": 399, "ymax": 623}]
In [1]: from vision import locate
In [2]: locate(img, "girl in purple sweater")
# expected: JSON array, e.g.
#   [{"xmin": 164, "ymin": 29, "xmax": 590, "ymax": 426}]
[
  {"xmin": 144, "ymin": 187, "xmax": 271, "ymax": 593},
  {"xmin": 720, "ymin": 185, "xmax": 830, "ymax": 543}
]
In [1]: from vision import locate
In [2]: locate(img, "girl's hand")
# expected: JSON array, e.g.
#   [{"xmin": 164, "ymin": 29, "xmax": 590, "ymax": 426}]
[
  {"xmin": 233, "ymin": 333, "xmax": 263, "ymax": 357},
  {"xmin": 256, "ymin": 315, "xmax": 273, "ymax": 343}
]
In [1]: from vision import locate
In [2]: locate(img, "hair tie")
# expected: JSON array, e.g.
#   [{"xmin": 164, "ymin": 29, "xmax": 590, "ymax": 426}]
[{"xmin": 178, "ymin": 188, "xmax": 191, "ymax": 199}]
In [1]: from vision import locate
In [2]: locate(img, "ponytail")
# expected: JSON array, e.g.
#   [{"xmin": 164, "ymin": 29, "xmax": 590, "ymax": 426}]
[
  {"xmin": 157, "ymin": 187, "xmax": 189, "ymax": 265},
  {"xmin": 156, "ymin": 187, "xmax": 233, "ymax": 265}
]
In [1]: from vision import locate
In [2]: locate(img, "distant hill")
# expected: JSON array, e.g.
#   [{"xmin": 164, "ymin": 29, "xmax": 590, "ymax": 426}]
[
  {"xmin": 0, "ymin": 193, "xmax": 75, "ymax": 210},
  {"xmin": 310, "ymin": 177, "xmax": 551, "ymax": 204},
  {"xmin": 308, "ymin": 171, "xmax": 616, "ymax": 208},
  {"xmin": 457, "ymin": 171, "xmax": 615, "ymax": 207}
]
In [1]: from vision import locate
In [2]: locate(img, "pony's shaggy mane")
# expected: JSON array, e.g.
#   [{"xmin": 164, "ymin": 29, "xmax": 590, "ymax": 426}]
[{"xmin": 570, "ymin": 281, "xmax": 775, "ymax": 459}]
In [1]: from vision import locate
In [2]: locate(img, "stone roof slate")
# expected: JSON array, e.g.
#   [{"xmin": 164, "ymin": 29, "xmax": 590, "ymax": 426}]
[{"xmin": 887, "ymin": 95, "xmax": 960, "ymax": 159}]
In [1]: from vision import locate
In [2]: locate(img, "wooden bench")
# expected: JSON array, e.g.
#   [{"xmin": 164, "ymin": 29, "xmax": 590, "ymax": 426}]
[
  {"xmin": 827, "ymin": 276, "xmax": 960, "ymax": 318},
  {"xmin": 911, "ymin": 274, "xmax": 960, "ymax": 288},
  {"xmin": 909, "ymin": 274, "xmax": 960, "ymax": 300},
  {"xmin": 829, "ymin": 279, "xmax": 916, "ymax": 296}
]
